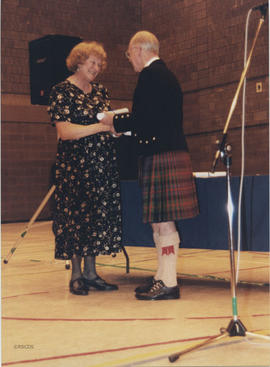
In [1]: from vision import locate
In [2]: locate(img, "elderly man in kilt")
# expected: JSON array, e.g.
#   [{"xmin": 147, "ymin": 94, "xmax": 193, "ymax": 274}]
[{"xmin": 102, "ymin": 31, "xmax": 199, "ymax": 300}]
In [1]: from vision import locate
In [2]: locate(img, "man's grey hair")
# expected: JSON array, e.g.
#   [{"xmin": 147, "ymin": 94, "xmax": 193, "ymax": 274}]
[{"xmin": 130, "ymin": 31, "xmax": 159, "ymax": 54}]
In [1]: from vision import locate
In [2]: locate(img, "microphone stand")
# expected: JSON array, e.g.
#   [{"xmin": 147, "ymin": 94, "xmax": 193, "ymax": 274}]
[
  {"xmin": 169, "ymin": 8, "xmax": 270, "ymax": 364},
  {"xmin": 211, "ymin": 8, "xmax": 266, "ymax": 173}
]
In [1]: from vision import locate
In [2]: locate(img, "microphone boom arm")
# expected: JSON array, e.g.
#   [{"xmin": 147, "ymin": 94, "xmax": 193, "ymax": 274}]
[{"xmin": 211, "ymin": 14, "xmax": 265, "ymax": 172}]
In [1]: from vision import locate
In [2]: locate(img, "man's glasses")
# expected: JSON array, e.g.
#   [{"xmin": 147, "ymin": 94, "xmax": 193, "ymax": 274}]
[{"xmin": 125, "ymin": 50, "xmax": 131, "ymax": 59}]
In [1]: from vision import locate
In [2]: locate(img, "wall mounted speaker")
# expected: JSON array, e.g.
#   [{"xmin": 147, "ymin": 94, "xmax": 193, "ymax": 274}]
[{"xmin": 29, "ymin": 34, "xmax": 82, "ymax": 105}]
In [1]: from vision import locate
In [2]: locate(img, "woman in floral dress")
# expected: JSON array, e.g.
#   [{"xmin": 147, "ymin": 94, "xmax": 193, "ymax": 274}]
[{"xmin": 48, "ymin": 41, "xmax": 122, "ymax": 295}]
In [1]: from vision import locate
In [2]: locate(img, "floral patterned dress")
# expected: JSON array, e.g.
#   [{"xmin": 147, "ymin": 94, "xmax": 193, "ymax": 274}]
[{"xmin": 48, "ymin": 80, "xmax": 122, "ymax": 259}]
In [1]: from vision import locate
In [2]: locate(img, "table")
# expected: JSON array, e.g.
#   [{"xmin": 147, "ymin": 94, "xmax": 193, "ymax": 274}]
[{"xmin": 120, "ymin": 175, "xmax": 269, "ymax": 252}]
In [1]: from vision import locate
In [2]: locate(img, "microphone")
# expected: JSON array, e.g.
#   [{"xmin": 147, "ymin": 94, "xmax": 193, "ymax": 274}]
[
  {"xmin": 253, "ymin": 3, "xmax": 268, "ymax": 17},
  {"xmin": 211, "ymin": 133, "xmax": 227, "ymax": 173}
]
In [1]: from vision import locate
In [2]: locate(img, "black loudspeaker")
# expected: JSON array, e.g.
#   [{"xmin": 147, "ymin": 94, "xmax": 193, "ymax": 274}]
[{"xmin": 29, "ymin": 35, "xmax": 82, "ymax": 105}]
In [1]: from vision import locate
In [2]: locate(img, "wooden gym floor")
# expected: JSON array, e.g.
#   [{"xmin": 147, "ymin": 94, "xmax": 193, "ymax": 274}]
[{"xmin": 2, "ymin": 221, "xmax": 270, "ymax": 367}]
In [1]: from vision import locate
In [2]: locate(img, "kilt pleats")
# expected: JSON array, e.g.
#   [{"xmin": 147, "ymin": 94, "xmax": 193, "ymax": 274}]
[{"xmin": 139, "ymin": 150, "xmax": 199, "ymax": 223}]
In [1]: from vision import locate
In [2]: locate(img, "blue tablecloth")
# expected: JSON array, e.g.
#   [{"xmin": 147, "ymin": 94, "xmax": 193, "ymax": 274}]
[{"xmin": 120, "ymin": 176, "xmax": 269, "ymax": 252}]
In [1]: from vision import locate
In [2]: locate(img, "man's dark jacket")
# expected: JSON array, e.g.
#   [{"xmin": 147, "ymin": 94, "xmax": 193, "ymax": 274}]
[{"xmin": 113, "ymin": 59, "xmax": 188, "ymax": 157}]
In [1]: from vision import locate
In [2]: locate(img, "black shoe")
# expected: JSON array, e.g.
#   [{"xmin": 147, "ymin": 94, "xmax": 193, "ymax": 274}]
[
  {"xmin": 69, "ymin": 278, "xmax": 89, "ymax": 296},
  {"xmin": 83, "ymin": 276, "xmax": 118, "ymax": 291},
  {"xmin": 135, "ymin": 277, "xmax": 157, "ymax": 294},
  {"xmin": 135, "ymin": 280, "xmax": 180, "ymax": 300}
]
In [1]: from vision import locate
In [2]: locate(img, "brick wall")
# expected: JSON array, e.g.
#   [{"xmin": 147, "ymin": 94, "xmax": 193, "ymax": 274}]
[
  {"xmin": 2, "ymin": 120, "xmax": 57, "ymax": 220},
  {"xmin": 141, "ymin": 0, "xmax": 269, "ymax": 174},
  {"xmin": 2, "ymin": 0, "xmax": 140, "ymax": 222},
  {"xmin": 2, "ymin": 0, "xmax": 269, "ymax": 222},
  {"xmin": 2, "ymin": 0, "xmax": 140, "ymax": 98}
]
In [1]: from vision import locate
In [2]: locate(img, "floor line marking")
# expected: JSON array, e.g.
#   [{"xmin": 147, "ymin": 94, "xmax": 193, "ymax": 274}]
[
  {"xmin": 4, "ymin": 330, "xmax": 269, "ymax": 367},
  {"xmin": 2, "ymin": 269, "xmax": 68, "ymax": 277},
  {"xmin": 1, "ymin": 334, "xmax": 219, "ymax": 366},
  {"xmin": 2, "ymin": 292, "xmax": 49, "ymax": 299},
  {"xmin": 203, "ymin": 265, "xmax": 270, "ymax": 275},
  {"xmin": 186, "ymin": 314, "xmax": 270, "ymax": 320},
  {"xmin": 96, "ymin": 338, "xmax": 248, "ymax": 367},
  {"xmin": 95, "ymin": 263, "xmax": 269, "ymax": 286},
  {"xmin": 2, "ymin": 316, "xmax": 174, "ymax": 322}
]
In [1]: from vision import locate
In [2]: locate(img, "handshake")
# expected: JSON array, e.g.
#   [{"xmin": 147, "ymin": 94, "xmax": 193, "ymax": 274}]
[{"xmin": 97, "ymin": 108, "xmax": 131, "ymax": 137}]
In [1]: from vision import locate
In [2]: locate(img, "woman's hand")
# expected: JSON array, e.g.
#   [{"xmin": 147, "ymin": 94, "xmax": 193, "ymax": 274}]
[
  {"xmin": 100, "ymin": 111, "xmax": 120, "ymax": 135},
  {"xmin": 98, "ymin": 122, "xmax": 112, "ymax": 132}
]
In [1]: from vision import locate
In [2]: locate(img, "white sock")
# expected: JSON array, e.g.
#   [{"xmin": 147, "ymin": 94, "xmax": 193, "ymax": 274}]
[
  {"xmin": 158, "ymin": 232, "xmax": 180, "ymax": 287},
  {"xmin": 153, "ymin": 232, "xmax": 162, "ymax": 280}
]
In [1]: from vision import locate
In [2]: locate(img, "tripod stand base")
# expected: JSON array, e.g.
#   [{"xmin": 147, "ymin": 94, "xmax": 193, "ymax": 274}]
[
  {"xmin": 169, "ymin": 318, "xmax": 270, "ymax": 363},
  {"xmin": 225, "ymin": 318, "xmax": 246, "ymax": 336}
]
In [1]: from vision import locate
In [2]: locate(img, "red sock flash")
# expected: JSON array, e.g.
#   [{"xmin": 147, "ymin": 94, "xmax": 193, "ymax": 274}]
[{"xmin": 161, "ymin": 245, "xmax": 175, "ymax": 256}]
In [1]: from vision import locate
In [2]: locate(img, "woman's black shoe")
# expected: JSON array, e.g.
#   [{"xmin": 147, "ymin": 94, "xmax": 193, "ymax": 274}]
[
  {"xmin": 69, "ymin": 278, "xmax": 89, "ymax": 295},
  {"xmin": 83, "ymin": 276, "xmax": 118, "ymax": 291}
]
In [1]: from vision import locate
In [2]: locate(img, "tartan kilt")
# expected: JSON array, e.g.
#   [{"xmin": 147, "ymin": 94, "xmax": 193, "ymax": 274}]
[{"xmin": 138, "ymin": 150, "xmax": 199, "ymax": 223}]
